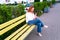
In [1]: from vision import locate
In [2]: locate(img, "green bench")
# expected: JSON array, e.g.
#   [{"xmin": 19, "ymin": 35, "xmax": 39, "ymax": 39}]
[{"xmin": 0, "ymin": 14, "xmax": 35, "ymax": 40}]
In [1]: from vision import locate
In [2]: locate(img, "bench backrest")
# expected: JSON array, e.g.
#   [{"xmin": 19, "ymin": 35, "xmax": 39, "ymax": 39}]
[{"xmin": 0, "ymin": 14, "xmax": 26, "ymax": 35}]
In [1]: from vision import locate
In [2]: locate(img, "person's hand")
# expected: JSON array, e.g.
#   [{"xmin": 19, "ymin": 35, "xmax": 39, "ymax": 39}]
[
  {"xmin": 33, "ymin": 15, "xmax": 37, "ymax": 19},
  {"xmin": 35, "ymin": 13, "xmax": 37, "ymax": 16},
  {"xmin": 35, "ymin": 15, "xmax": 37, "ymax": 18}
]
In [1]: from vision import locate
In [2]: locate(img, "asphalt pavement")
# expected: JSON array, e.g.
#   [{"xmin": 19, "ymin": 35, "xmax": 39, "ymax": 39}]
[{"xmin": 25, "ymin": 3, "xmax": 60, "ymax": 40}]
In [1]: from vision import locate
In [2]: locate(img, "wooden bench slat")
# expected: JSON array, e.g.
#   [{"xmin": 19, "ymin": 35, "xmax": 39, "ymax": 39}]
[
  {"xmin": 0, "ymin": 14, "xmax": 25, "ymax": 30},
  {"xmin": 0, "ymin": 18, "xmax": 25, "ymax": 35},
  {"xmin": 11, "ymin": 25, "xmax": 30, "ymax": 40},
  {"xmin": 5, "ymin": 24, "xmax": 27, "ymax": 40},
  {"xmin": 17, "ymin": 25, "xmax": 35, "ymax": 40},
  {"xmin": 0, "ymin": 14, "xmax": 35, "ymax": 40}
]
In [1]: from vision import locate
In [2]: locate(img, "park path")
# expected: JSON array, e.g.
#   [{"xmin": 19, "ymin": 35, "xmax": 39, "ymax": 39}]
[{"xmin": 25, "ymin": 3, "xmax": 60, "ymax": 40}]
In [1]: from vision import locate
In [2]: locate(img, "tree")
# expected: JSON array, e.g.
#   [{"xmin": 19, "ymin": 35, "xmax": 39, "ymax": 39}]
[
  {"xmin": 43, "ymin": 0, "xmax": 47, "ymax": 1},
  {"xmin": 35, "ymin": 0, "xmax": 40, "ymax": 2}
]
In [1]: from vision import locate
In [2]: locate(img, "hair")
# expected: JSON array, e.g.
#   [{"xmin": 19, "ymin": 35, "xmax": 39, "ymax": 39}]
[{"xmin": 28, "ymin": 6, "xmax": 34, "ymax": 12}]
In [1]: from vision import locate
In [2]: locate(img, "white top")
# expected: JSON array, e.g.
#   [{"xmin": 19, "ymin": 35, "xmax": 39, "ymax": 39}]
[{"xmin": 26, "ymin": 12, "xmax": 35, "ymax": 22}]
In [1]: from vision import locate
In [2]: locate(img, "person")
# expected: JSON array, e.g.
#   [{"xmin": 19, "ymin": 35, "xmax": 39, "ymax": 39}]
[{"xmin": 26, "ymin": 6, "xmax": 48, "ymax": 36}]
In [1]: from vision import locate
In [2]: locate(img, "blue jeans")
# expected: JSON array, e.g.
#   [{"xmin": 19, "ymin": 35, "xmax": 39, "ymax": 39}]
[{"xmin": 27, "ymin": 18, "xmax": 44, "ymax": 33}]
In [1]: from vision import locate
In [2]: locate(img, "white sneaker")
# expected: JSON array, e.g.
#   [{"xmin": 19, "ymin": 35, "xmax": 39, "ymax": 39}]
[
  {"xmin": 44, "ymin": 25, "xmax": 48, "ymax": 28},
  {"xmin": 38, "ymin": 33, "xmax": 42, "ymax": 37}
]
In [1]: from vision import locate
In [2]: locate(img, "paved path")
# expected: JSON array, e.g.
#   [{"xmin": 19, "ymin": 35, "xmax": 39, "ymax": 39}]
[{"xmin": 25, "ymin": 3, "xmax": 60, "ymax": 40}]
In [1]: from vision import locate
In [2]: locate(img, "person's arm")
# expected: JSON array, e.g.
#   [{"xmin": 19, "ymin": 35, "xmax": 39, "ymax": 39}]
[{"xmin": 34, "ymin": 13, "xmax": 38, "ymax": 19}]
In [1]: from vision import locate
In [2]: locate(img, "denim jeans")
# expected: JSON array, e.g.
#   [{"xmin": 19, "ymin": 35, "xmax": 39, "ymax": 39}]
[{"xmin": 27, "ymin": 18, "xmax": 44, "ymax": 33}]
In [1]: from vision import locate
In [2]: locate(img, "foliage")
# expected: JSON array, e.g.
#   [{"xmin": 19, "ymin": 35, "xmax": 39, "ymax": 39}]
[
  {"xmin": 34, "ymin": 2, "xmax": 49, "ymax": 16},
  {"xmin": 34, "ymin": 0, "xmax": 40, "ymax": 2},
  {"xmin": 0, "ymin": 4, "xmax": 12, "ymax": 24},
  {"xmin": 52, "ymin": 0, "xmax": 56, "ymax": 4},
  {"xmin": 14, "ymin": 4, "xmax": 25, "ymax": 17},
  {"xmin": 0, "ymin": 4, "xmax": 25, "ymax": 24}
]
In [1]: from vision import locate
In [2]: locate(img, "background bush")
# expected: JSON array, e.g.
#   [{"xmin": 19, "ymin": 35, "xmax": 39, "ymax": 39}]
[
  {"xmin": 34, "ymin": 2, "xmax": 44, "ymax": 16},
  {"xmin": 13, "ymin": 4, "xmax": 25, "ymax": 18},
  {"xmin": 52, "ymin": 0, "xmax": 56, "ymax": 4},
  {"xmin": 0, "ymin": 4, "xmax": 25, "ymax": 24},
  {"xmin": 34, "ymin": 2, "xmax": 49, "ymax": 16},
  {"xmin": 0, "ymin": 4, "xmax": 12, "ymax": 24}
]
